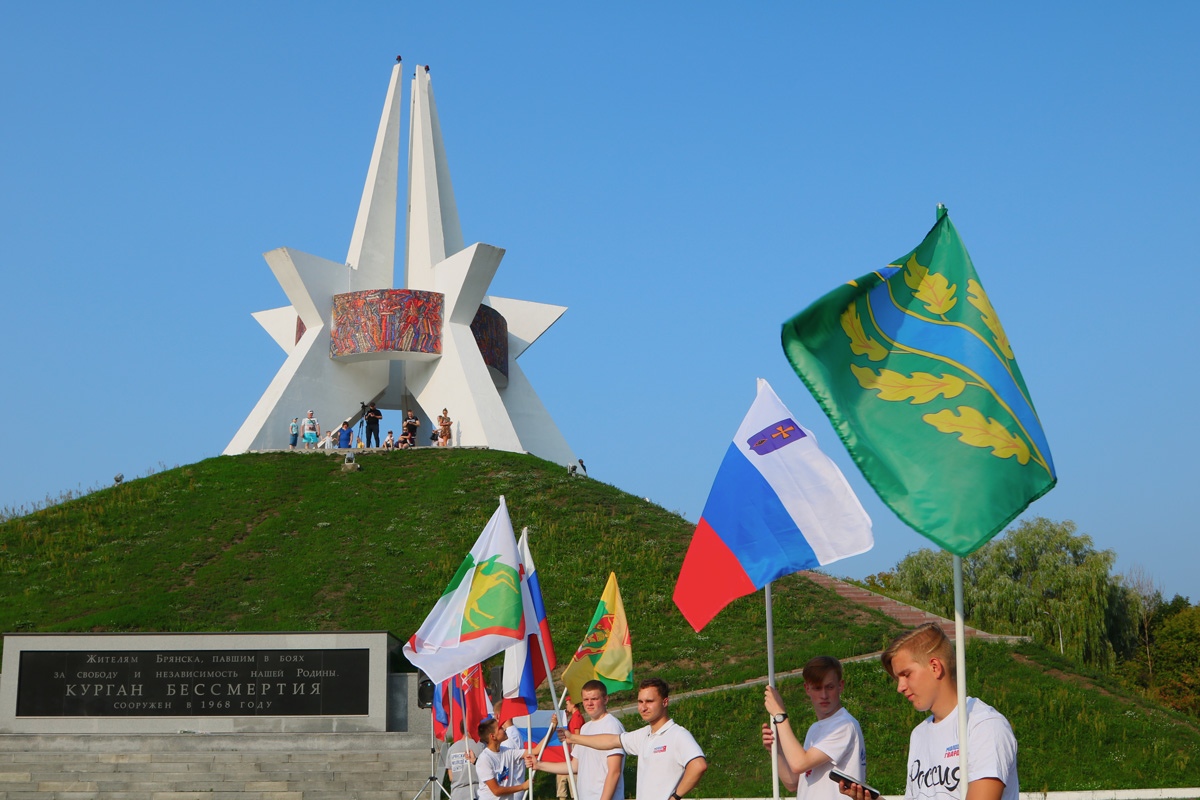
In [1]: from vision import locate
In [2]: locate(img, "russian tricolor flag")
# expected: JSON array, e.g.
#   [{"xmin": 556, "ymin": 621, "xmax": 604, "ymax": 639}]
[
  {"xmin": 512, "ymin": 710, "xmax": 567, "ymax": 762},
  {"xmin": 499, "ymin": 530, "xmax": 557, "ymax": 722},
  {"xmin": 674, "ymin": 379, "xmax": 873, "ymax": 631}
]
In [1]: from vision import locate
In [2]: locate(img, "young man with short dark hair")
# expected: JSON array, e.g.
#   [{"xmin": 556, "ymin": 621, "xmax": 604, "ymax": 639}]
[
  {"xmin": 761, "ymin": 655, "xmax": 866, "ymax": 799},
  {"xmin": 562, "ymin": 678, "xmax": 706, "ymax": 800},
  {"xmin": 473, "ymin": 717, "xmax": 530, "ymax": 800}
]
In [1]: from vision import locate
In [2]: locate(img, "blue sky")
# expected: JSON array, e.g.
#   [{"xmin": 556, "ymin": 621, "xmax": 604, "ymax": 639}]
[{"xmin": 2, "ymin": 4, "xmax": 1197, "ymax": 606}]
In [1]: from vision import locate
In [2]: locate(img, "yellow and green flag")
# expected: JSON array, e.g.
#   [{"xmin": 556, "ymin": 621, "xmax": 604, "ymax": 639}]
[
  {"xmin": 403, "ymin": 496, "xmax": 525, "ymax": 684},
  {"xmin": 781, "ymin": 207, "xmax": 1056, "ymax": 555},
  {"xmin": 562, "ymin": 573, "xmax": 633, "ymax": 701}
]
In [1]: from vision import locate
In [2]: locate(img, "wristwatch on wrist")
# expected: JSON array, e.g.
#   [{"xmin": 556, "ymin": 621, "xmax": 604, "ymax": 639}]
[
  {"xmin": 670, "ymin": 794, "xmax": 683, "ymax": 800},
  {"xmin": 771, "ymin": 712, "xmax": 788, "ymax": 724}
]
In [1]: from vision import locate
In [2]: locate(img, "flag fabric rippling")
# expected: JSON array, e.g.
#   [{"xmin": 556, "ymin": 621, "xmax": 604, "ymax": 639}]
[
  {"xmin": 781, "ymin": 207, "xmax": 1056, "ymax": 555},
  {"xmin": 403, "ymin": 496, "xmax": 526, "ymax": 684},
  {"xmin": 561, "ymin": 573, "xmax": 633, "ymax": 702},
  {"xmin": 499, "ymin": 530, "xmax": 557, "ymax": 722},
  {"xmin": 512, "ymin": 710, "xmax": 567, "ymax": 762},
  {"xmin": 673, "ymin": 378, "xmax": 873, "ymax": 631}
]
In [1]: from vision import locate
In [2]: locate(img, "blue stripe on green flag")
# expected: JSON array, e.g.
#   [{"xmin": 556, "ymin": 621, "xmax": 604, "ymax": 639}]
[{"xmin": 781, "ymin": 206, "xmax": 1056, "ymax": 555}]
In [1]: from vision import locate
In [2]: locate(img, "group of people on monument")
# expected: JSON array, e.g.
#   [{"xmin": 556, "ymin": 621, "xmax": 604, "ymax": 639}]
[
  {"xmin": 442, "ymin": 623, "xmax": 1016, "ymax": 800},
  {"xmin": 287, "ymin": 404, "xmax": 454, "ymax": 451}
]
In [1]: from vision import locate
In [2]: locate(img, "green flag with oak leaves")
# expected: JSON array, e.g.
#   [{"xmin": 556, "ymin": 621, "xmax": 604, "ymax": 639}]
[{"xmin": 781, "ymin": 207, "xmax": 1056, "ymax": 555}]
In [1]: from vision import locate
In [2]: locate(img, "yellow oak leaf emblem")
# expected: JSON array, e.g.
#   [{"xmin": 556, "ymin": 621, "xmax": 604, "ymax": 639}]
[
  {"xmin": 840, "ymin": 305, "xmax": 888, "ymax": 362},
  {"xmin": 901, "ymin": 254, "xmax": 957, "ymax": 315},
  {"xmin": 851, "ymin": 365, "xmax": 967, "ymax": 404},
  {"xmin": 967, "ymin": 279, "xmax": 1014, "ymax": 360},
  {"xmin": 921, "ymin": 406, "xmax": 1030, "ymax": 464}
]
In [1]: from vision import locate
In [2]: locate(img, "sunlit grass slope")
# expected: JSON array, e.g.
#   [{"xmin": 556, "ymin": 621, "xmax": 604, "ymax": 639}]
[
  {"xmin": 0, "ymin": 449, "xmax": 899, "ymax": 692},
  {"xmin": 6, "ymin": 450, "xmax": 1193, "ymax": 796}
]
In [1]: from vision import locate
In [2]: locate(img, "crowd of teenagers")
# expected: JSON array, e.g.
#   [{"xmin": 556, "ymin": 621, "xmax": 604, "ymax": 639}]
[
  {"xmin": 447, "ymin": 624, "xmax": 1016, "ymax": 800},
  {"xmin": 286, "ymin": 404, "xmax": 456, "ymax": 451}
]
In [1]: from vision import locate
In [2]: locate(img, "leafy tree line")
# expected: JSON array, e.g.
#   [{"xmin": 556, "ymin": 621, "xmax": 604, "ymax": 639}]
[{"xmin": 865, "ymin": 517, "xmax": 1197, "ymax": 717}]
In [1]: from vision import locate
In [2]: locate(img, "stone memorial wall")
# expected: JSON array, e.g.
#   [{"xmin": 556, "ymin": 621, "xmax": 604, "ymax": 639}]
[{"xmin": 0, "ymin": 631, "xmax": 425, "ymax": 735}]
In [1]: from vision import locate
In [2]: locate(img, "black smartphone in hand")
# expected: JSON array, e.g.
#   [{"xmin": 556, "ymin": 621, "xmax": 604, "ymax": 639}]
[{"xmin": 829, "ymin": 768, "xmax": 881, "ymax": 800}]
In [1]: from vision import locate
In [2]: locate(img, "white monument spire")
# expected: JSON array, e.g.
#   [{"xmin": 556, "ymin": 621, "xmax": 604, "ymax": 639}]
[
  {"xmin": 405, "ymin": 66, "xmax": 465, "ymax": 290},
  {"xmin": 225, "ymin": 62, "xmax": 576, "ymax": 467},
  {"xmin": 346, "ymin": 61, "xmax": 403, "ymax": 282}
]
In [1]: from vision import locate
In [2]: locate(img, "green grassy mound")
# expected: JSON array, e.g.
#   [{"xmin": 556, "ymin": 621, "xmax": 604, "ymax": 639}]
[{"xmin": 5, "ymin": 449, "xmax": 1197, "ymax": 795}]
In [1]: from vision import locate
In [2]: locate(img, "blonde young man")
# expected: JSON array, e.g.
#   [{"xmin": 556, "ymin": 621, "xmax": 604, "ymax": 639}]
[
  {"xmin": 561, "ymin": 678, "xmax": 706, "ymax": 800},
  {"xmin": 844, "ymin": 623, "xmax": 1017, "ymax": 800},
  {"xmin": 761, "ymin": 656, "xmax": 866, "ymax": 800},
  {"xmin": 525, "ymin": 681, "xmax": 625, "ymax": 800}
]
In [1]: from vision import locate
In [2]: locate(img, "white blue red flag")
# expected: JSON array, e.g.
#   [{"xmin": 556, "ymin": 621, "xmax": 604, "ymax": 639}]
[
  {"xmin": 673, "ymin": 378, "xmax": 873, "ymax": 631},
  {"xmin": 512, "ymin": 710, "xmax": 567, "ymax": 762},
  {"xmin": 499, "ymin": 529, "xmax": 557, "ymax": 721}
]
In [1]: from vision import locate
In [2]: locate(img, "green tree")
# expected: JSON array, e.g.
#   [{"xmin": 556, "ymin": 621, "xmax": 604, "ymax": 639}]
[
  {"xmin": 890, "ymin": 517, "xmax": 1122, "ymax": 669},
  {"xmin": 1155, "ymin": 605, "xmax": 1200, "ymax": 716}
]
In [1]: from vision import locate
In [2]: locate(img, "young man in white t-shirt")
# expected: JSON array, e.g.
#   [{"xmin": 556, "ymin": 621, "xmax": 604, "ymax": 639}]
[
  {"xmin": 472, "ymin": 718, "xmax": 530, "ymax": 800},
  {"xmin": 562, "ymin": 677, "xmax": 706, "ymax": 800},
  {"xmin": 761, "ymin": 655, "xmax": 867, "ymax": 800},
  {"xmin": 844, "ymin": 623, "xmax": 1018, "ymax": 800},
  {"xmin": 525, "ymin": 680, "xmax": 627, "ymax": 800}
]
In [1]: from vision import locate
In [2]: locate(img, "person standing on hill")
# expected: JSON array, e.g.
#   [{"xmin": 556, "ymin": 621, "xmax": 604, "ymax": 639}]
[
  {"xmin": 401, "ymin": 410, "xmax": 420, "ymax": 449},
  {"xmin": 438, "ymin": 407, "xmax": 453, "ymax": 447},
  {"xmin": 364, "ymin": 402, "xmax": 383, "ymax": 448},
  {"xmin": 561, "ymin": 677, "xmax": 705, "ymax": 800},
  {"xmin": 760, "ymin": 656, "xmax": 866, "ymax": 799},
  {"xmin": 301, "ymin": 410, "xmax": 320, "ymax": 450},
  {"xmin": 337, "ymin": 421, "xmax": 354, "ymax": 449},
  {"xmin": 841, "ymin": 623, "xmax": 1017, "ymax": 800},
  {"xmin": 289, "ymin": 418, "xmax": 300, "ymax": 450}
]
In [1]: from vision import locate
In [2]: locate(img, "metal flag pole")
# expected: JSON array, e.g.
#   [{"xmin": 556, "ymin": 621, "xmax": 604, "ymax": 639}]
[
  {"xmin": 527, "ymin": 528, "xmax": 579, "ymax": 800},
  {"xmin": 766, "ymin": 582, "xmax": 781, "ymax": 800},
  {"xmin": 953, "ymin": 556, "xmax": 970, "ymax": 800}
]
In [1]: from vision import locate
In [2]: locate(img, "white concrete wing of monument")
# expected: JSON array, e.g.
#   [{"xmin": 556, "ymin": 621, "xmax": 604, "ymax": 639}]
[
  {"xmin": 405, "ymin": 327, "xmax": 524, "ymax": 453},
  {"xmin": 225, "ymin": 247, "xmax": 389, "ymax": 454},
  {"xmin": 501, "ymin": 358, "xmax": 577, "ymax": 465},
  {"xmin": 252, "ymin": 306, "xmax": 301, "ymax": 355},
  {"xmin": 484, "ymin": 296, "xmax": 567, "ymax": 359}
]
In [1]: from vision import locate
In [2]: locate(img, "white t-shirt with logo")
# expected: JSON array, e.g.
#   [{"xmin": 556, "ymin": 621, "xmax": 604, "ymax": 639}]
[
  {"xmin": 619, "ymin": 719, "xmax": 705, "ymax": 800},
  {"xmin": 904, "ymin": 697, "xmax": 1018, "ymax": 800},
  {"xmin": 574, "ymin": 714, "xmax": 626, "ymax": 800},
  {"xmin": 477, "ymin": 746, "xmax": 527, "ymax": 800},
  {"xmin": 797, "ymin": 707, "xmax": 867, "ymax": 800}
]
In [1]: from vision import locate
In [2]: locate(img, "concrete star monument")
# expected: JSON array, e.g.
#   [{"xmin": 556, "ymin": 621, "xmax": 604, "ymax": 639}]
[{"xmin": 225, "ymin": 62, "xmax": 575, "ymax": 466}]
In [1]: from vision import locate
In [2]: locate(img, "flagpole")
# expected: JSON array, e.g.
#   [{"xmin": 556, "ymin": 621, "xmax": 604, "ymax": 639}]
[
  {"xmin": 527, "ymin": 715, "xmax": 534, "ymax": 800},
  {"xmin": 765, "ymin": 582, "xmax": 781, "ymax": 800},
  {"xmin": 953, "ymin": 556, "xmax": 969, "ymax": 800},
  {"xmin": 459, "ymin": 675, "xmax": 474, "ymax": 800},
  {"xmin": 527, "ymin": 528, "xmax": 578, "ymax": 800}
]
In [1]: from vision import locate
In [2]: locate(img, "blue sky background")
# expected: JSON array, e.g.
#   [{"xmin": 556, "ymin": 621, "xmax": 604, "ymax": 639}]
[{"xmin": 2, "ymin": 4, "xmax": 1196, "ymax": 606}]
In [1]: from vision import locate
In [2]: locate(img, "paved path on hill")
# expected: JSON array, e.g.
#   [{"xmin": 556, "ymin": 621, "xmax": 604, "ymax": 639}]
[
  {"xmin": 802, "ymin": 572, "xmax": 1026, "ymax": 644},
  {"xmin": 613, "ymin": 572, "xmax": 1024, "ymax": 714}
]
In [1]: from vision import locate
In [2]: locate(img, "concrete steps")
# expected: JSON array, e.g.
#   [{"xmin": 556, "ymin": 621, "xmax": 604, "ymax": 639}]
[
  {"xmin": 802, "ymin": 572, "xmax": 1026, "ymax": 642},
  {"xmin": 0, "ymin": 732, "xmax": 439, "ymax": 800}
]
